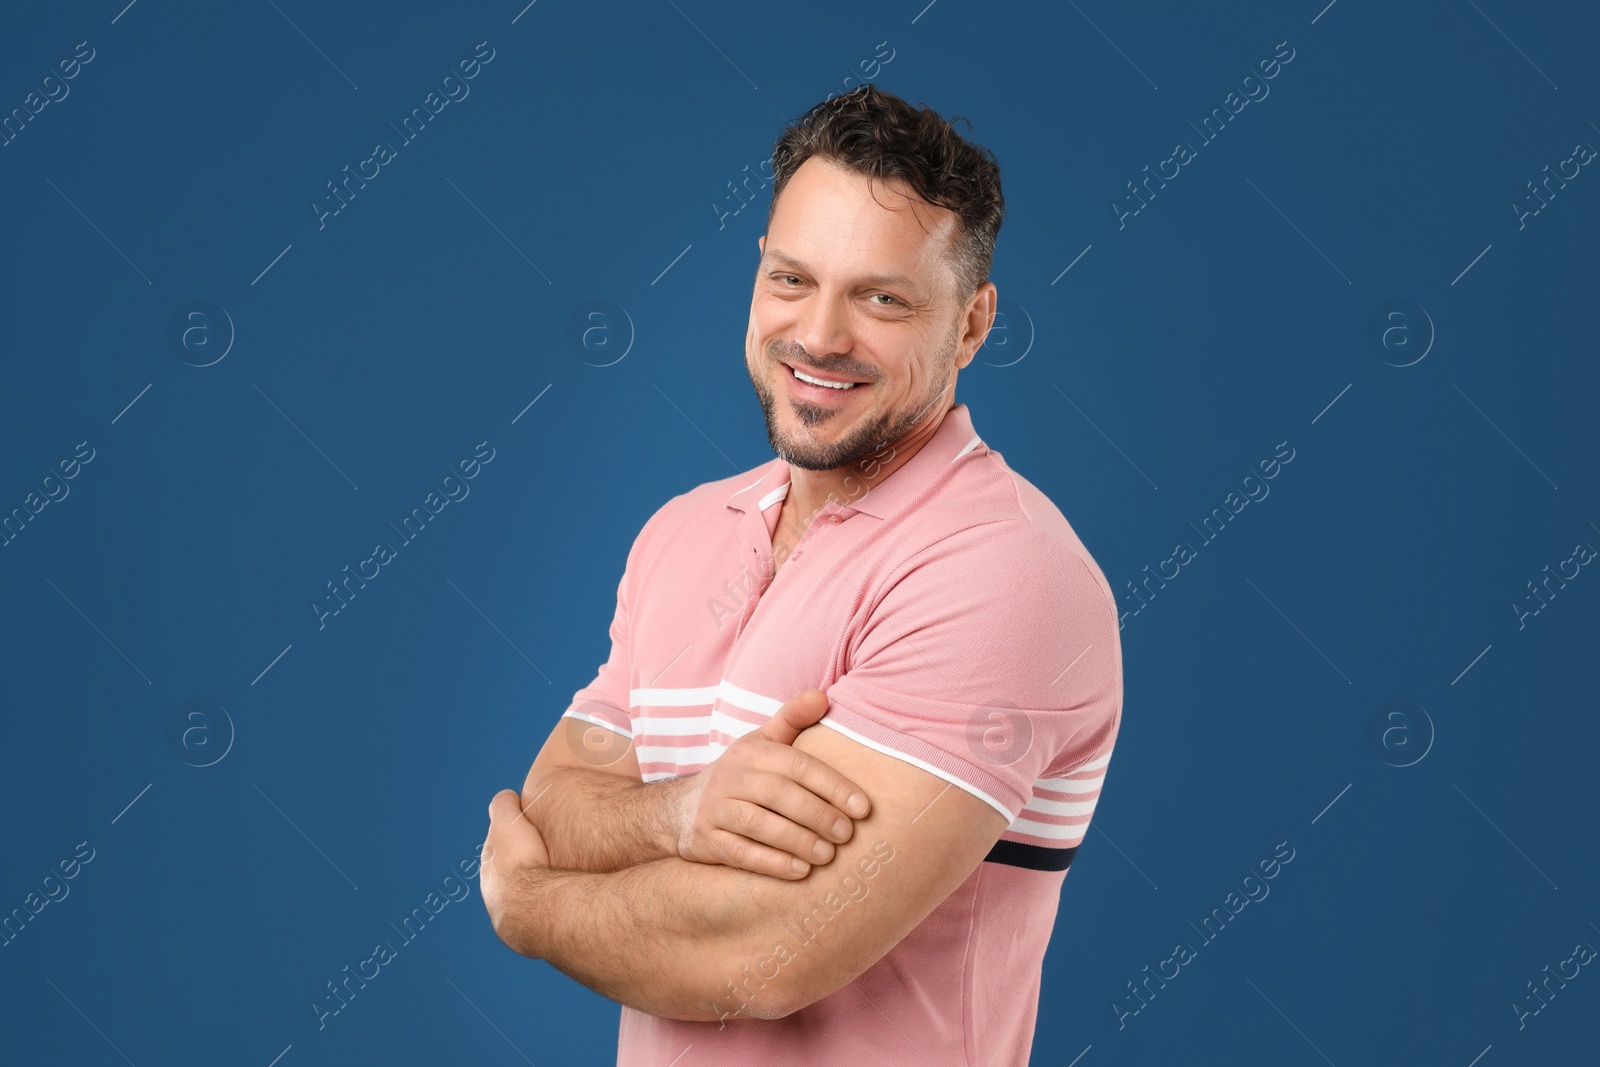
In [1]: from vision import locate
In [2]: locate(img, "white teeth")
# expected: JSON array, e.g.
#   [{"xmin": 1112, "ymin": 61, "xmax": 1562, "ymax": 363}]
[{"xmin": 792, "ymin": 367, "xmax": 857, "ymax": 389}]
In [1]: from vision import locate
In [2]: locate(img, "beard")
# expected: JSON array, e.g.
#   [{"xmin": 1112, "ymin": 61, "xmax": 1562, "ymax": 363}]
[{"xmin": 748, "ymin": 330, "xmax": 956, "ymax": 473}]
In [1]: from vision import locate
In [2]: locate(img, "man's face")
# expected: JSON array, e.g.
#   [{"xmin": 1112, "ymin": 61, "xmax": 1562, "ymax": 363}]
[{"xmin": 746, "ymin": 156, "xmax": 973, "ymax": 472}]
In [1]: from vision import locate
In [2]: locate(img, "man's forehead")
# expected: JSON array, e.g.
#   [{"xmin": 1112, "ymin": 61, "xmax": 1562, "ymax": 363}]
[{"xmin": 769, "ymin": 159, "xmax": 957, "ymax": 267}]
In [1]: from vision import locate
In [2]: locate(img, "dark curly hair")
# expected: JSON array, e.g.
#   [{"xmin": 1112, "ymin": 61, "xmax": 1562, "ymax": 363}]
[{"xmin": 766, "ymin": 83, "xmax": 1004, "ymax": 302}]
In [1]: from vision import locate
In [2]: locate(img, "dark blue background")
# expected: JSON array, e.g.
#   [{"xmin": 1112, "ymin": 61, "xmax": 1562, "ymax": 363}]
[{"xmin": 2, "ymin": 1, "xmax": 1596, "ymax": 1063}]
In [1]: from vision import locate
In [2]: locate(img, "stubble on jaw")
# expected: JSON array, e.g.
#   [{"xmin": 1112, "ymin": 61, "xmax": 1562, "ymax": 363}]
[{"xmin": 748, "ymin": 331, "xmax": 957, "ymax": 473}]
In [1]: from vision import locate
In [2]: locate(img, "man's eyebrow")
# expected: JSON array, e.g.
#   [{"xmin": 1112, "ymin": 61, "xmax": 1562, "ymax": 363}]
[{"xmin": 763, "ymin": 250, "xmax": 923, "ymax": 294}]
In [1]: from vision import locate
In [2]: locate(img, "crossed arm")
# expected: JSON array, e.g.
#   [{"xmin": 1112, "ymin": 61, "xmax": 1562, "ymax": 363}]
[{"xmin": 481, "ymin": 714, "xmax": 1008, "ymax": 1021}]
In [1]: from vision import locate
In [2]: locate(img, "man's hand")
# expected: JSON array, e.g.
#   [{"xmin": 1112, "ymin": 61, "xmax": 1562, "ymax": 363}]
[
  {"xmin": 669, "ymin": 689, "xmax": 872, "ymax": 880},
  {"xmin": 481, "ymin": 789, "xmax": 550, "ymax": 955}
]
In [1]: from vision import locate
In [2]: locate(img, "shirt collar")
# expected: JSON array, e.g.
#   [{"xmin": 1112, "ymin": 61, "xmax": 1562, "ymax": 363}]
[{"xmin": 723, "ymin": 403, "xmax": 985, "ymax": 521}]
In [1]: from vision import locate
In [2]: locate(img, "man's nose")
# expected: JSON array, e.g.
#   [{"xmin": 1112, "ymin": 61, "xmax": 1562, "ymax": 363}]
[{"xmin": 791, "ymin": 294, "xmax": 853, "ymax": 361}]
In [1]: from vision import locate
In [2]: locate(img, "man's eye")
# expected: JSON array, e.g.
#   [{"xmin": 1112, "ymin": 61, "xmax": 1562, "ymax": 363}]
[{"xmin": 871, "ymin": 293, "xmax": 899, "ymax": 306}]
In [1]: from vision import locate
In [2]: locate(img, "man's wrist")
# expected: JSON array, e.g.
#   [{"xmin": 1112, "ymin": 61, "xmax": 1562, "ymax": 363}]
[
  {"xmin": 651, "ymin": 774, "xmax": 694, "ymax": 861},
  {"xmin": 500, "ymin": 863, "xmax": 554, "ymax": 959}
]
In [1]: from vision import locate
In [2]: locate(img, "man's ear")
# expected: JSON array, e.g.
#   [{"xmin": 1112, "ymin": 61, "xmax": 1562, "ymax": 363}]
[
  {"xmin": 757, "ymin": 234, "xmax": 765, "ymax": 254},
  {"xmin": 961, "ymin": 280, "xmax": 999, "ymax": 367}
]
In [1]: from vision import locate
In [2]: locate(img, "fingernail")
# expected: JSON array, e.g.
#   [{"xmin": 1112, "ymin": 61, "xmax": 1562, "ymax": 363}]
[
  {"xmin": 790, "ymin": 858, "xmax": 809, "ymax": 876},
  {"xmin": 811, "ymin": 840, "xmax": 832, "ymax": 863},
  {"xmin": 832, "ymin": 818, "xmax": 851, "ymax": 840},
  {"xmin": 847, "ymin": 794, "xmax": 868, "ymax": 817}
]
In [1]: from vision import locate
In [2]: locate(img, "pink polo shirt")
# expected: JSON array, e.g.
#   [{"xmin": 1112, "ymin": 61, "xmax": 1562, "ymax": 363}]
[{"xmin": 561, "ymin": 402, "xmax": 1123, "ymax": 1066}]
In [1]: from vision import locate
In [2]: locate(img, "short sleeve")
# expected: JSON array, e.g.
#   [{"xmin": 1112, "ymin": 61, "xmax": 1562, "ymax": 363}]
[
  {"xmin": 561, "ymin": 564, "xmax": 634, "ymax": 741},
  {"xmin": 820, "ymin": 520, "xmax": 1123, "ymax": 830},
  {"xmin": 560, "ymin": 511, "xmax": 662, "ymax": 743}
]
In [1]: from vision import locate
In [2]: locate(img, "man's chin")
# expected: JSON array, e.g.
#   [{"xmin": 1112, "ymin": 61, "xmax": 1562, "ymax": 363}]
[
  {"xmin": 779, "ymin": 447, "xmax": 844, "ymax": 473},
  {"xmin": 772, "ymin": 418, "xmax": 883, "ymax": 472},
  {"xmin": 772, "ymin": 433, "xmax": 827, "ymax": 472},
  {"xmin": 754, "ymin": 375, "xmax": 887, "ymax": 472}
]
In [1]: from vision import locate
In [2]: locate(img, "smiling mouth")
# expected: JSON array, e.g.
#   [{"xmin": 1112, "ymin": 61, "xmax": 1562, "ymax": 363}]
[{"xmin": 782, "ymin": 361, "xmax": 867, "ymax": 390}]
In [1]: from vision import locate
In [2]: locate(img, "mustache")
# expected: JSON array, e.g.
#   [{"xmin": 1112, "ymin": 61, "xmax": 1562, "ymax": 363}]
[{"xmin": 767, "ymin": 342, "xmax": 875, "ymax": 382}]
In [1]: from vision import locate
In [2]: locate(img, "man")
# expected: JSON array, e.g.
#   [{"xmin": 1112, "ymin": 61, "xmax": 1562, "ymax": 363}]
[{"xmin": 481, "ymin": 83, "xmax": 1123, "ymax": 1065}]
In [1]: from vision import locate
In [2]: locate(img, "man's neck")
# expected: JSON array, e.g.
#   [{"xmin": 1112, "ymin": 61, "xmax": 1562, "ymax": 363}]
[{"xmin": 781, "ymin": 401, "xmax": 953, "ymax": 535}]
